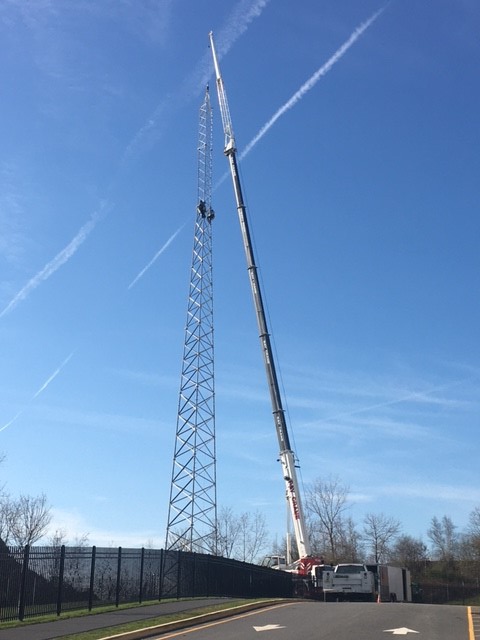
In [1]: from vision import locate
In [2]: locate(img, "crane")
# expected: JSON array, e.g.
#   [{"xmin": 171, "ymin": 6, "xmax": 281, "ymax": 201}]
[{"xmin": 209, "ymin": 32, "xmax": 314, "ymax": 567}]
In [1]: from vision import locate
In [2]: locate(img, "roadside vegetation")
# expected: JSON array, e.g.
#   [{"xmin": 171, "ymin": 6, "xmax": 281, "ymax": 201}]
[
  {"xmin": 0, "ymin": 599, "xmax": 274, "ymax": 640},
  {"xmin": 2, "ymin": 462, "xmax": 480, "ymax": 611}
]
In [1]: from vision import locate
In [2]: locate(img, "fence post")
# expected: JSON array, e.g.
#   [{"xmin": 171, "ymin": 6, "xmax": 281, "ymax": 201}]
[
  {"xmin": 115, "ymin": 547, "xmax": 122, "ymax": 607},
  {"xmin": 193, "ymin": 553, "xmax": 197, "ymax": 598},
  {"xmin": 56, "ymin": 545, "xmax": 66, "ymax": 617},
  {"xmin": 88, "ymin": 546, "xmax": 96, "ymax": 611},
  {"xmin": 139, "ymin": 547, "xmax": 145, "ymax": 603},
  {"xmin": 18, "ymin": 545, "xmax": 30, "ymax": 621},
  {"xmin": 207, "ymin": 554, "xmax": 211, "ymax": 597},
  {"xmin": 158, "ymin": 549, "xmax": 164, "ymax": 601},
  {"xmin": 176, "ymin": 551, "xmax": 182, "ymax": 600}
]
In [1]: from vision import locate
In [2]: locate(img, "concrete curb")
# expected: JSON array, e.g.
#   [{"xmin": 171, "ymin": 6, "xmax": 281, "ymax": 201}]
[{"xmin": 98, "ymin": 600, "xmax": 290, "ymax": 640}]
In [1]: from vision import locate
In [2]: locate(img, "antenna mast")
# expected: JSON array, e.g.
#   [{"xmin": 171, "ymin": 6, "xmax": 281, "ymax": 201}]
[{"xmin": 165, "ymin": 86, "xmax": 217, "ymax": 553}]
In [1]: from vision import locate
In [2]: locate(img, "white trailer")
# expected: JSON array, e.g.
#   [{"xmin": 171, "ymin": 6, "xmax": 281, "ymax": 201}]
[{"xmin": 367, "ymin": 564, "xmax": 412, "ymax": 602}]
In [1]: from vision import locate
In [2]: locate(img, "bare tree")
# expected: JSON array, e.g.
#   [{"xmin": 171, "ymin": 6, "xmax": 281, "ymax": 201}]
[
  {"xmin": 306, "ymin": 513, "xmax": 326, "ymax": 558},
  {"xmin": 0, "ymin": 454, "xmax": 12, "ymax": 544},
  {"xmin": 427, "ymin": 515, "xmax": 458, "ymax": 563},
  {"xmin": 48, "ymin": 528, "xmax": 69, "ymax": 548},
  {"xmin": 469, "ymin": 507, "xmax": 480, "ymax": 534},
  {"xmin": 306, "ymin": 476, "xmax": 350, "ymax": 563},
  {"xmin": 464, "ymin": 506, "xmax": 480, "ymax": 562},
  {"xmin": 48, "ymin": 528, "xmax": 90, "ymax": 549},
  {"xmin": 1, "ymin": 455, "xmax": 53, "ymax": 547},
  {"xmin": 363, "ymin": 512, "xmax": 401, "ymax": 563},
  {"xmin": 215, "ymin": 507, "xmax": 269, "ymax": 562},
  {"xmin": 216, "ymin": 506, "xmax": 241, "ymax": 559},
  {"xmin": 0, "ymin": 494, "xmax": 16, "ymax": 544},
  {"xmin": 9, "ymin": 493, "xmax": 52, "ymax": 546},
  {"xmin": 237, "ymin": 510, "xmax": 269, "ymax": 563},
  {"xmin": 337, "ymin": 516, "xmax": 364, "ymax": 562},
  {"xmin": 391, "ymin": 534, "xmax": 428, "ymax": 572}
]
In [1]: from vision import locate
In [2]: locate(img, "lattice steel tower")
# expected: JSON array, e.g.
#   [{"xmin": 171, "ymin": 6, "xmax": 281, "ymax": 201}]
[{"xmin": 164, "ymin": 87, "xmax": 217, "ymax": 553}]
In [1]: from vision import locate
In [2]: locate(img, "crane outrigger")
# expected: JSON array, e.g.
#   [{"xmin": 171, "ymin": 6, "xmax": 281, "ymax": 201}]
[{"xmin": 209, "ymin": 32, "xmax": 320, "ymax": 574}]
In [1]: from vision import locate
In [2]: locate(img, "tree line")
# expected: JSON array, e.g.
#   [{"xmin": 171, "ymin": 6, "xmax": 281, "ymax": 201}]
[
  {"xmin": 172, "ymin": 475, "xmax": 480, "ymax": 589},
  {"xmin": 272, "ymin": 476, "xmax": 480, "ymax": 591},
  {"xmin": 2, "ymin": 465, "xmax": 480, "ymax": 589},
  {"xmin": 203, "ymin": 475, "xmax": 480, "ymax": 595},
  {"xmin": 302, "ymin": 476, "xmax": 480, "ymax": 572}
]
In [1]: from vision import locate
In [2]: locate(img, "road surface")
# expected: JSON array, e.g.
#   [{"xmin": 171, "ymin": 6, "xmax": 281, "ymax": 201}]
[{"xmin": 152, "ymin": 601, "xmax": 472, "ymax": 640}]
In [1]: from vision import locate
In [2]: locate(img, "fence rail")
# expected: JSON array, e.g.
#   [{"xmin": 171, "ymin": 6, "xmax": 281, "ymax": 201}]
[
  {"xmin": 0, "ymin": 544, "xmax": 292, "ymax": 622},
  {"xmin": 417, "ymin": 582, "xmax": 480, "ymax": 605}
]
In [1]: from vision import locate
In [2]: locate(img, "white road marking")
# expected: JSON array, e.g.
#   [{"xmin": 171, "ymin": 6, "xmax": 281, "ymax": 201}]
[
  {"xmin": 384, "ymin": 628, "xmax": 420, "ymax": 635},
  {"xmin": 253, "ymin": 624, "xmax": 286, "ymax": 631}
]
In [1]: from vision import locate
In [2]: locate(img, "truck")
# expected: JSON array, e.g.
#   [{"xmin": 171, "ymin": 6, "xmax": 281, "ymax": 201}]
[
  {"xmin": 263, "ymin": 554, "xmax": 333, "ymax": 598},
  {"xmin": 322, "ymin": 563, "xmax": 376, "ymax": 601},
  {"xmin": 366, "ymin": 564, "xmax": 412, "ymax": 602}
]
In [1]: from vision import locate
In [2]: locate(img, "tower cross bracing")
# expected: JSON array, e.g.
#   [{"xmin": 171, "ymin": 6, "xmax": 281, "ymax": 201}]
[{"xmin": 165, "ymin": 87, "xmax": 217, "ymax": 553}]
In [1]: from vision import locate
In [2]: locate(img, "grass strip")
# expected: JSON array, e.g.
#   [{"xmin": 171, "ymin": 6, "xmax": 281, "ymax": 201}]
[
  {"xmin": 54, "ymin": 600, "xmax": 272, "ymax": 640},
  {"xmin": 0, "ymin": 600, "xmax": 176, "ymax": 630}
]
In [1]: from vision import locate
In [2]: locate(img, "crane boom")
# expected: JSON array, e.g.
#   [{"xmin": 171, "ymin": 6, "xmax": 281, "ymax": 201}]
[{"xmin": 209, "ymin": 32, "xmax": 310, "ymax": 560}]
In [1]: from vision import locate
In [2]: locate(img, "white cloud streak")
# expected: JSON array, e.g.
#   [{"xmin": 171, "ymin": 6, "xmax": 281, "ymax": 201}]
[
  {"xmin": 239, "ymin": 5, "xmax": 387, "ymax": 162},
  {"xmin": 0, "ymin": 410, "xmax": 24, "ymax": 434},
  {"xmin": 0, "ymin": 202, "xmax": 109, "ymax": 318},
  {"xmin": 1, "ymin": 2, "xmax": 268, "ymax": 313},
  {"xmin": 123, "ymin": 0, "xmax": 271, "ymax": 163},
  {"xmin": 183, "ymin": 0, "xmax": 272, "ymax": 108},
  {"xmin": 128, "ymin": 223, "xmax": 186, "ymax": 290},
  {"xmin": 312, "ymin": 376, "xmax": 474, "ymax": 426},
  {"xmin": 32, "ymin": 350, "xmax": 76, "ymax": 399},
  {"xmin": 379, "ymin": 482, "xmax": 480, "ymax": 504},
  {"xmin": 0, "ymin": 349, "xmax": 76, "ymax": 433},
  {"xmin": 208, "ymin": 0, "xmax": 271, "ymax": 66}
]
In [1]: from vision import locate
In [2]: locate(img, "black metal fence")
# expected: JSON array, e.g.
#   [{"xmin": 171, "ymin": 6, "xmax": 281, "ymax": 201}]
[
  {"xmin": 416, "ymin": 581, "xmax": 480, "ymax": 605},
  {"xmin": 0, "ymin": 545, "xmax": 292, "ymax": 622}
]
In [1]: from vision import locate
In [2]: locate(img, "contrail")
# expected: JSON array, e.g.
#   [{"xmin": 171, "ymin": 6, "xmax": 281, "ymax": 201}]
[
  {"xmin": 239, "ymin": 5, "xmax": 387, "ymax": 162},
  {"xmin": 190, "ymin": 0, "xmax": 272, "ymax": 100},
  {"xmin": 0, "ymin": 410, "xmax": 24, "ymax": 434},
  {"xmin": 318, "ymin": 376, "xmax": 473, "ymax": 426},
  {"xmin": 0, "ymin": 350, "xmax": 76, "ymax": 433},
  {"xmin": 32, "ymin": 350, "xmax": 76, "ymax": 399},
  {"xmin": 1, "ymin": 3, "xmax": 268, "ymax": 316},
  {"xmin": 0, "ymin": 202, "xmax": 109, "ymax": 319},
  {"xmin": 208, "ymin": 0, "xmax": 271, "ymax": 66},
  {"xmin": 123, "ymin": 0, "xmax": 271, "ymax": 163},
  {"xmin": 128, "ymin": 223, "xmax": 186, "ymax": 290}
]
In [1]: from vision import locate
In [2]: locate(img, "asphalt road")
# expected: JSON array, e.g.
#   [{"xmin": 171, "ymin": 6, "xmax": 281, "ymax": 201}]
[
  {"xmin": 0, "ymin": 599, "xmax": 235, "ymax": 640},
  {"xmin": 151, "ymin": 601, "xmax": 471, "ymax": 640}
]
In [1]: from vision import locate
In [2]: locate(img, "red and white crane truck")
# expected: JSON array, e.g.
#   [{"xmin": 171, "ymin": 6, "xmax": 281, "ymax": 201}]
[
  {"xmin": 209, "ymin": 33, "xmax": 327, "ymax": 598},
  {"xmin": 209, "ymin": 38, "xmax": 415, "ymax": 606}
]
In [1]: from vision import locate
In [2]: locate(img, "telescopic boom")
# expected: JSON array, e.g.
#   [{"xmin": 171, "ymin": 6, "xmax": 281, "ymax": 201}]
[{"xmin": 209, "ymin": 32, "xmax": 310, "ymax": 560}]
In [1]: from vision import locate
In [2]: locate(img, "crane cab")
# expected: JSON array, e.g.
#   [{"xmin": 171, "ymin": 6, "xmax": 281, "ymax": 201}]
[{"xmin": 262, "ymin": 554, "xmax": 288, "ymax": 570}]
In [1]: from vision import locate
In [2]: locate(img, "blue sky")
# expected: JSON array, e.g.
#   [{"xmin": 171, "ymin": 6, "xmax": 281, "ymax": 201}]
[{"xmin": 1, "ymin": 0, "xmax": 479, "ymax": 552}]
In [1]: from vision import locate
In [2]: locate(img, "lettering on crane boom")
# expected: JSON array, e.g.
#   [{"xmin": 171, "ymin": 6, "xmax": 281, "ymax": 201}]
[
  {"xmin": 276, "ymin": 415, "xmax": 286, "ymax": 446},
  {"xmin": 287, "ymin": 477, "xmax": 301, "ymax": 520}
]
